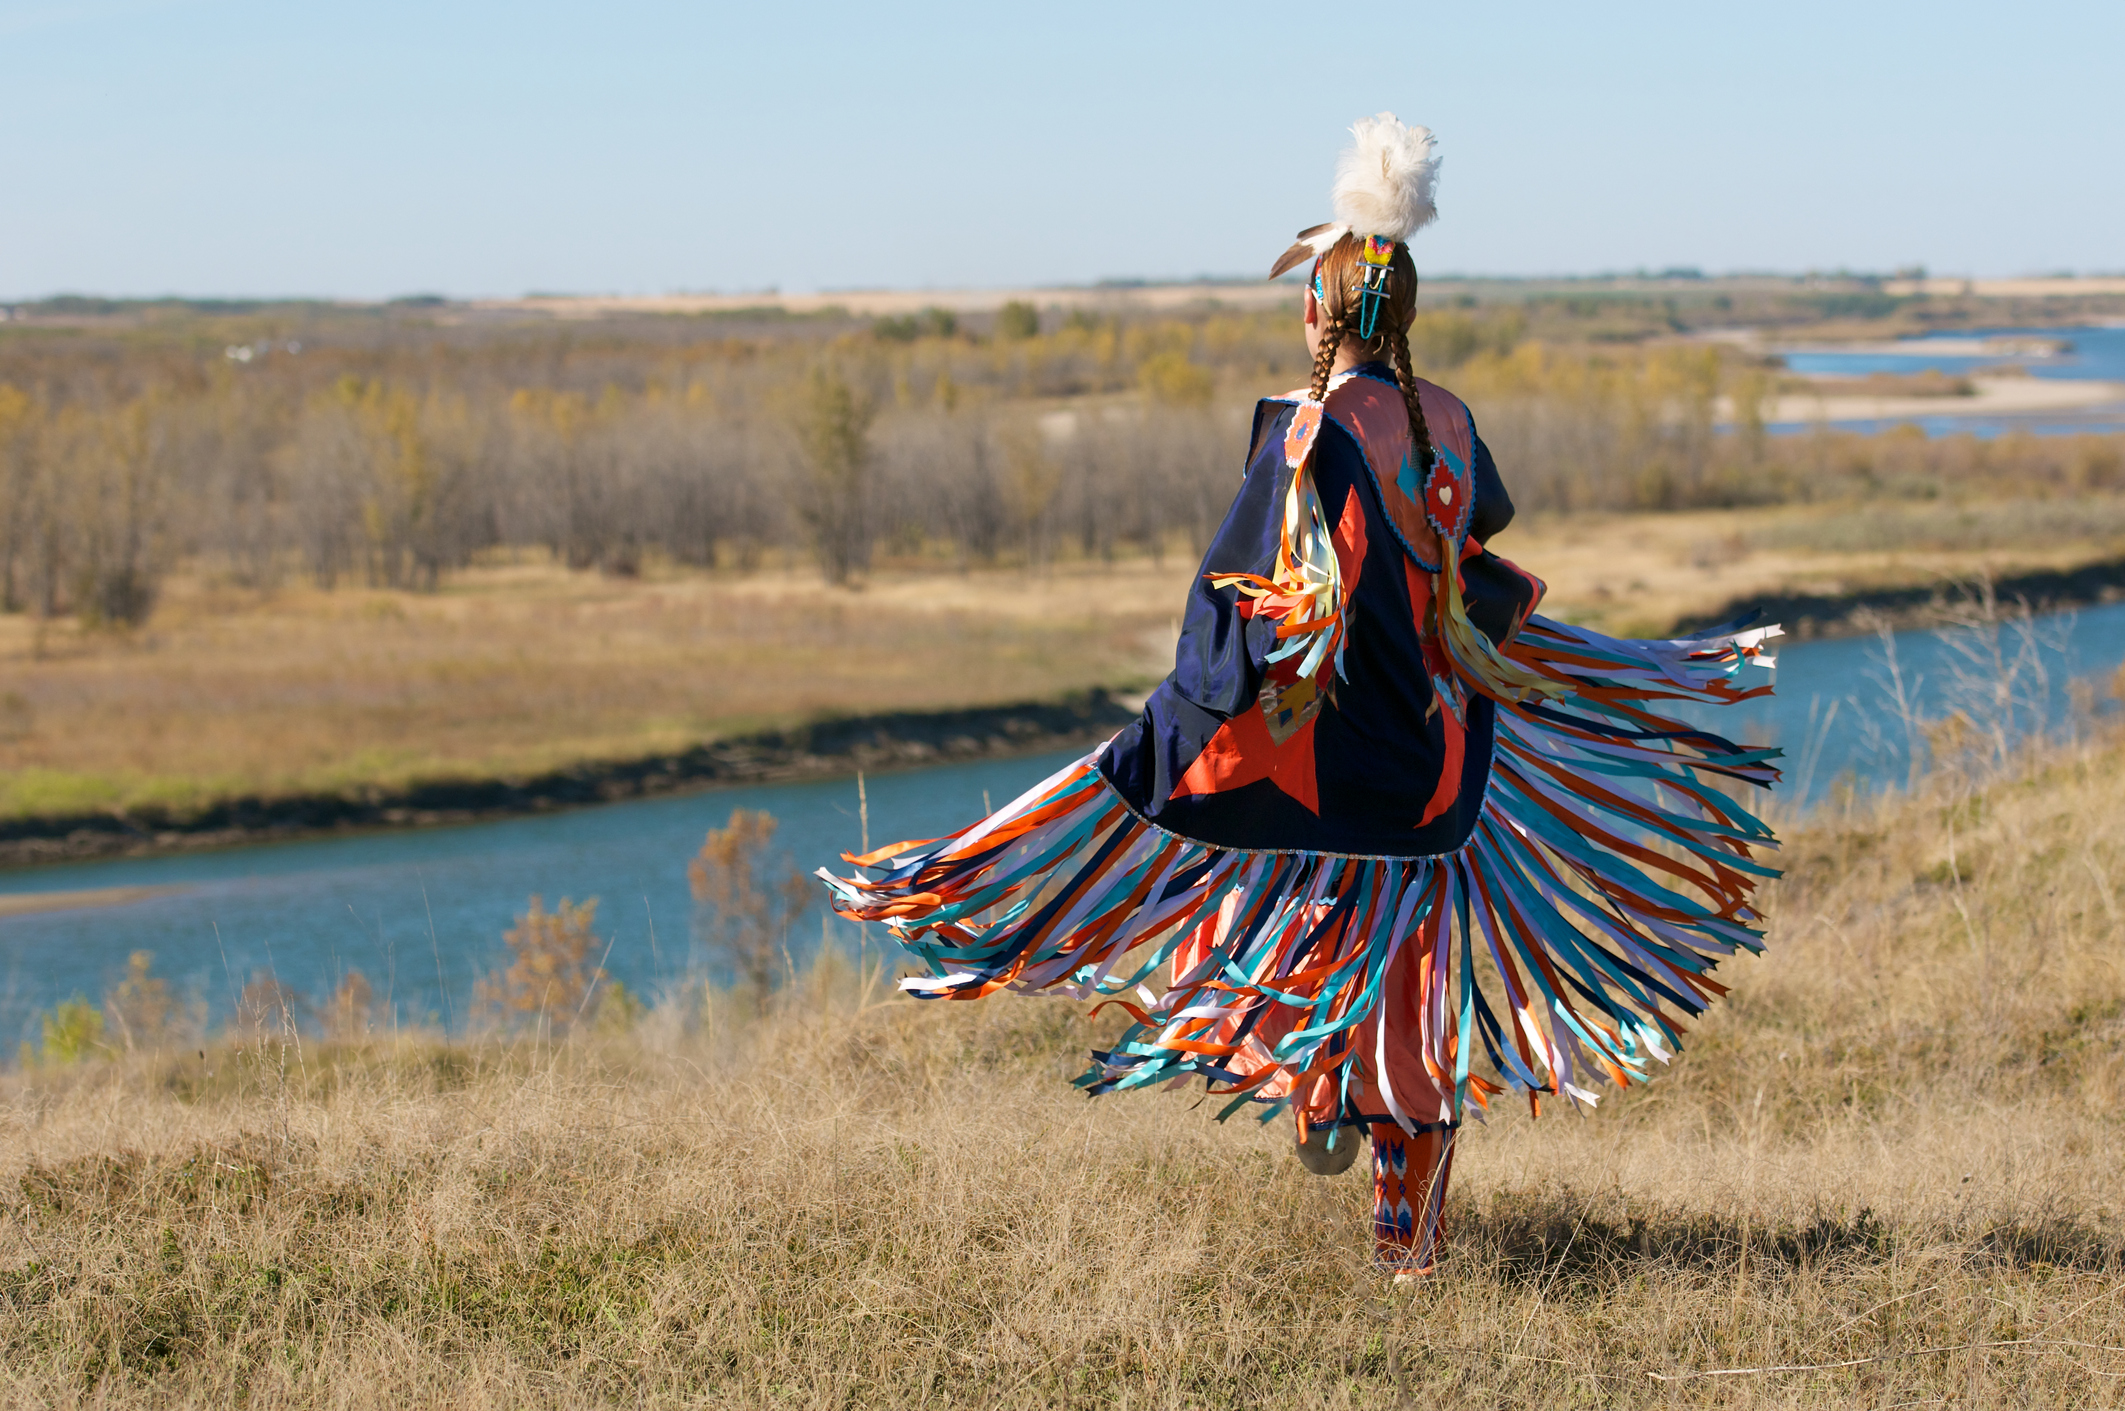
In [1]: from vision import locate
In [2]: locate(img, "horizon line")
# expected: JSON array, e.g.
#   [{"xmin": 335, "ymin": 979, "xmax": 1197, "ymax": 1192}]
[{"xmin": 9, "ymin": 270, "xmax": 2125, "ymax": 313}]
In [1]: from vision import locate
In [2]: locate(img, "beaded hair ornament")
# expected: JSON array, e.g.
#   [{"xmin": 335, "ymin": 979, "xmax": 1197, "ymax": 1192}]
[{"xmin": 1269, "ymin": 112, "xmax": 1440, "ymax": 290}]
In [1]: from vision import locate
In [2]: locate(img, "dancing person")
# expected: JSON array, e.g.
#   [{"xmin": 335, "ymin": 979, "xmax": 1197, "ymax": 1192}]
[{"xmin": 821, "ymin": 114, "xmax": 1780, "ymax": 1280}]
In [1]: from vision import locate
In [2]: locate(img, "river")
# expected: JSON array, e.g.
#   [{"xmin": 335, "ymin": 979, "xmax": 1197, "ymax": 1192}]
[
  {"xmin": 6, "ymin": 600, "xmax": 2125, "ymax": 1047},
  {"xmin": 1771, "ymin": 322, "xmax": 2125, "ymax": 437}
]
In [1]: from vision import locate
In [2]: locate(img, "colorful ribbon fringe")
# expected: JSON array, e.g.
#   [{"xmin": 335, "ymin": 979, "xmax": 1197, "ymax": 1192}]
[
  {"xmin": 1205, "ymin": 415, "xmax": 1354, "ymax": 738},
  {"xmin": 818, "ymin": 614, "xmax": 1780, "ymax": 1134}
]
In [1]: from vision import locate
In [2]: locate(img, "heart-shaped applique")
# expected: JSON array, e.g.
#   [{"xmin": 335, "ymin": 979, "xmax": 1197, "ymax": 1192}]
[{"xmin": 1421, "ymin": 453, "xmax": 1471, "ymax": 543}]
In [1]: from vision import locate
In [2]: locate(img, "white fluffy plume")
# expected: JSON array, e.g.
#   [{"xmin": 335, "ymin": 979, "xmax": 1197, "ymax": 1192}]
[{"xmin": 1330, "ymin": 112, "xmax": 1439, "ymax": 243}]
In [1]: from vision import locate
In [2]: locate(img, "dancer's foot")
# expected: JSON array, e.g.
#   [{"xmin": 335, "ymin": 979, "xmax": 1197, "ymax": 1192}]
[{"xmin": 1294, "ymin": 1122, "xmax": 1365, "ymax": 1176}]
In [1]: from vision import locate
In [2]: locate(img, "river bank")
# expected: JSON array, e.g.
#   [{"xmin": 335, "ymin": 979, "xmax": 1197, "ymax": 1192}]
[
  {"xmin": 0, "ymin": 689, "xmax": 1137, "ymax": 869},
  {"xmin": 1678, "ymin": 550, "xmax": 2125, "ymax": 638},
  {"xmin": 7, "ymin": 552, "xmax": 2125, "ymax": 870},
  {"xmin": 1755, "ymin": 373, "xmax": 2125, "ymax": 428}
]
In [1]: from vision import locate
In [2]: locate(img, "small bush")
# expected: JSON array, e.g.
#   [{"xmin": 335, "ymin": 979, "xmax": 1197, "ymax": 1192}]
[
  {"xmin": 27, "ymin": 997, "xmax": 106, "ymax": 1066},
  {"xmin": 994, "ymin": 300, "xmax": 1041, "ymax": 341},
  {"xmin": 477, "ymin": 896, "xmax": 606, "ymax": 1034},
  {"xmin": 321, "ymin": 971, "xmax": 373, "ymax": 1041},
  {"xmin": 689, "ymin": 809, "xmax": 811, "ymax": 1015},
  {"xmin": 233, "ymin": 971, "xmax": 305, "ymax": 1038},
  {"xmin": 107, "ymin": 950, "xmax": 176, "ymax": 1051}
]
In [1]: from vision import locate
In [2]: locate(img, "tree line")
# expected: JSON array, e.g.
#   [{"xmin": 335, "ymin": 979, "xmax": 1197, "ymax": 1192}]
[{"xmin": 0, "ymin": 305, "xmax": 2117, "ymax": 623}]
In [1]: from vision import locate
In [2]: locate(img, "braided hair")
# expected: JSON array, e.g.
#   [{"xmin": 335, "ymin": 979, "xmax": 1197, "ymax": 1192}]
[
  {"xmin": 1309, "ymin": 233, "xmax": 1435, "ymax": 473},
  {"xmin": 1310, "ymin": 235, "xmax": 1442, "ymax": 569},
  {"xmin": 1384, "ymin": 324, "xmax": 1436, "ymax": 474},
  {"xmin": 1307, "ymin": 303, "xmax": 1349, "ymax": 404}
]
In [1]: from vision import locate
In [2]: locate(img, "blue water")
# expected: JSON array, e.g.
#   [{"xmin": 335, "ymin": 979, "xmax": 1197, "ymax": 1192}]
[
  {"xmin": 6, "ymin": 600, "xmax": 2125, "ymax": 1047},
  {"xmin": 1710, "ymin": 601, "xmax": 2125, "ymax": 806},
  {"xmin": 0, "ymin": 750, "xmax": 1084, "ymax": 1050},
  {"xmin": 1776, "ymin": 409, "xmax": 2125, "ymax": 438},
  {"xmin": 1780, "ymin": 324, "xmax": 2125, "ymax": 384},
  {"xmin": 1770, "ymin": 323, "xmax": 2125, "ymax": 438}
]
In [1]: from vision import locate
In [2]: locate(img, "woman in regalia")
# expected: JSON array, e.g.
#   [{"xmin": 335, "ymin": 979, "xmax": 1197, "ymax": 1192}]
[{"xmin": 820, "ymin": 114, "xmax": 1781, "ymax": 1280}]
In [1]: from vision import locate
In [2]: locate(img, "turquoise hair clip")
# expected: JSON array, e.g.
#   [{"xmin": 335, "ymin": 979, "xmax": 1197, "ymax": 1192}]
[
  {"xmin": 1355, "ymin": 234, "xmax": 1396, "ymax": 341},
  {"xmin": 1313, "ymin": 237, "xmax": 1396, "ymax": 339}
]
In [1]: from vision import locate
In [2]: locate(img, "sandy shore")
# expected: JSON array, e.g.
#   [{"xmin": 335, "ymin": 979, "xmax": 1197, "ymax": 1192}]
[
  {"xmin": 1883, "ymin": 275, "xmax": 2125, "ymax": 298},
  {"xmin": 1731, "ymin": 375, "xmax": 2125, "ymax": 427},
  {"xmin": 0, "ymin": 883, "xmax": 189, "ymax": 918},
  {"xmin": 1773, "ymin": 334, "xmax": 2069, "ymax": 359}
]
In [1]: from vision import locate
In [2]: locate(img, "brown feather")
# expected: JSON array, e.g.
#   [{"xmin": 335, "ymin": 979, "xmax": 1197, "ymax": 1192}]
[
  {"xmin": 1268, "ymin": 241, "xmax": 1319, "ymax": 280},
  {"xmin": 1294, "ymin": 222, "xmax": 1337, "ymax": 240}
]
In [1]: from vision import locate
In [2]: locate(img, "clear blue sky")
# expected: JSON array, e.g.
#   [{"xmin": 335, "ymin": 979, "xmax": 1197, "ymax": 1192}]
[{"xmin": 3, "ymin": 0, "xmax": 2119, "ymax": 300}]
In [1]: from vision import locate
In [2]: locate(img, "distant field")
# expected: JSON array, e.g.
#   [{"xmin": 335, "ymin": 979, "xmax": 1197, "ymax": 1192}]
[
  {"xmin": 0, "ymin": 556, "xmax": 1181, "ymax": 821},
  {"xmin": 3, "ymin": 730, "xmax": 2121, "ymax": 1405},
  {"xmin": 2, "ymin": 495, "xmax": 2123, "ymax": 824},
  {"xmin": 1506, "ymin": 496, "xmax": 2125, "ymax": 638}
]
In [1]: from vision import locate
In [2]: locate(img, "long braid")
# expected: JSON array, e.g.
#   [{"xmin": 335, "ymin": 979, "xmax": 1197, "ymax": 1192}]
[
  {"xmin": 1385, "ymin": 323, "xmax": 1449, "ymax": 570},
  {"xmin": 1308, "ymin": 306, "xmax": 1348, "ymax": 404},
  {"xmin": 1384, "ymin": 323, "xmax": 1436, "ymax": 474}
]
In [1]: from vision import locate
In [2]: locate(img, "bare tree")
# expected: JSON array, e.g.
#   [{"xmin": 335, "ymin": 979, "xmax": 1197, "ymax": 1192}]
[
  {"xmin": 787, "ymin": 366, "xmax": 875, "ymax": 585},
  {"xmin": 688, "ymin": 809, "xmax": 811, "ymax": 1015}
]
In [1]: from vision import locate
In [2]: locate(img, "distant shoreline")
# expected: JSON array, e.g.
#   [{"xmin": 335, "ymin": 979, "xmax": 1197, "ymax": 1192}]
[
  {"xmin": 1673, "ymin": 553, "xmax": 2125, "ymax": 640},
  {"xmin": 1751, "ymin": 374, "xmax": 2125, "ymax": 428}
]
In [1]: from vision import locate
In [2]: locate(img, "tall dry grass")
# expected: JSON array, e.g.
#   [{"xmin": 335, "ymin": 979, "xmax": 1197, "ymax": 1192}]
[{"xmin": 4, "ymin": 727, "xmax": 2125, "ymax": 1405}]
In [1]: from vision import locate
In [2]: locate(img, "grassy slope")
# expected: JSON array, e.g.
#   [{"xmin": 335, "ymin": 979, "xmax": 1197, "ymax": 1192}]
[
  {"xmin": 5, "ymin": 502, "xmax": 2124, "ymax": 824},
  {"xmin": 0, "ymin": 557, "xmax": 1184, "ymax": 820},
  {"xmin": 1508, "ymin": 498, "xmax": 2125, "ymax": 639},
  {"xmin": 2, "ymin": 738, "xmax": 2122, "ymax": 1406}
]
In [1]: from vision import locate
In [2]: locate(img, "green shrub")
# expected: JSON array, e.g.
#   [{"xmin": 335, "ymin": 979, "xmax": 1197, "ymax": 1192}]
[
  {"xmin": 30, "ymin": 997, "xmax": 107, "ymax": 1066},
  {"xmin": 592, "ymin": 979, "xmax": 644, "ymax": 1036},
  {"xmin": 873, "ymin": 307, "xmax": 958, "ymax": 342},
  {"xmin": 995, "ymin": 300, "xmax": 1040, "ymax": 341}
]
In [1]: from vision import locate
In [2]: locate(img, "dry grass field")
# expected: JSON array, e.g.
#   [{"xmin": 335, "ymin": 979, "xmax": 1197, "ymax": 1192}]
[
  {"xmin": 5, "ymin": 494, "xmax": 2124, "ymax": 824},
  {"xmin": 0, "ymin": 555, "xmax": 1186, "ymax": 821},
  {"xmin": 1500, "ymin": 497, "xmax": 2125, "ymax": 639},
  {"xmin": 3, "ymin": 729, "xmax": 2123, "ymax": 1406}
]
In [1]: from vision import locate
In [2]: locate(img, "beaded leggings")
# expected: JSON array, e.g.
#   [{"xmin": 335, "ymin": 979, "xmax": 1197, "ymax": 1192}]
[{"xmin": 1370, "ymin": 1123, "xmax": 1455, "ymax": 1275}]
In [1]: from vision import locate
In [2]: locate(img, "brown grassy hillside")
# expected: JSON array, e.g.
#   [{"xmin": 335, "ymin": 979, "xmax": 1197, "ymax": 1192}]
[{"xmin": 3, "ymin": 729, "xmax": 2124, "ymax": 1405}]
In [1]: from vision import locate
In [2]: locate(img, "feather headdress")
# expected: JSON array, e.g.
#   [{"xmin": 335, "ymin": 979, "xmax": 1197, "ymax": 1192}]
[{"xmin": 1270, "ymin": 113, "xmax": 1441, "ymax": 279}]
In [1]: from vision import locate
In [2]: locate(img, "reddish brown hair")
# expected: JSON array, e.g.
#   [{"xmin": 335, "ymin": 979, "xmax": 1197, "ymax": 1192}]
[{"xmin": 1309, "ymin": 234, "xmax": 1435, "ymax": 472}]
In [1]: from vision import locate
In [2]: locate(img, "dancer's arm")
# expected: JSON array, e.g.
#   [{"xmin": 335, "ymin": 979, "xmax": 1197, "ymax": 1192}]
[
  {"xmin": 1467, "ymin": 422, "xmax": 1515, "ymax": 543},
  {"xmin": 1459, "ymin": 421, "xmax": 1543, "ymax": 645},
  {"xmin": 1160, "ymin": 404, "xmax": 1291, "ymax": 718}
]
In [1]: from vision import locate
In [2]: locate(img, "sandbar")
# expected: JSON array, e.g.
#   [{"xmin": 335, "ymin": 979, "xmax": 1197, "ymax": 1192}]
[
  {"xmin": 0, "ymin": 884, "xmax": 191, "ymax": 919},
  {"xmin": 1729, "ymin": 376, "xmax": 2125, "ymax": 427}
]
